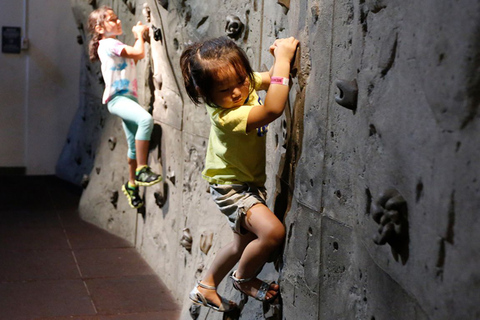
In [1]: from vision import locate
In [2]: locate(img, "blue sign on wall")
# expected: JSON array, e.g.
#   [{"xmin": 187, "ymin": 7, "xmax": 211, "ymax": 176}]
[{"xmin": 2, "ymin": 26, "xmax": 21, "ymax": 54}]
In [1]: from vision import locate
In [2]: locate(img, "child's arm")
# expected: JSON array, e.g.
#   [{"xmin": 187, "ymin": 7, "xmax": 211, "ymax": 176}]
[
  {"xmin": 246, "ymin": 37, "xmax": 299, "ymax": 132},
  {"xmin": 257, "ymin": 66, "xmax": 273, "ymax": 91},
  {"xmin": 121, "ymin": 22, "xmax": 149, "ymax": 61}
]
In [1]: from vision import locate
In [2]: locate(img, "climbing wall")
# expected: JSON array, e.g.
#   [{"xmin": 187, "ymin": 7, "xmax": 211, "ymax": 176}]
[{"xmin": 63, "ymin": 0, "xmax": 480, "ymax": 319}]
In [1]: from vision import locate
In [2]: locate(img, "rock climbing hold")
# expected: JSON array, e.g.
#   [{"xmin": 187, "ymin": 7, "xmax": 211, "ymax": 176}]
[
  {"xmin": 225, "ymin": 15, "xmax": 244, "ymax": 39},
  {"xmin": 142, "ymin": 3, "xmax": 151, "ymax": 22},
  {"xmin": 335, "ymin": 79, "xmax": 358, "ymax": 111},
  {"xmin": 189, "ymin": 303, "xmax": 201, "ymax": 319},
  {"xmin": 180, "ymin": 228, "xmax": 193, "ymax": 252},
  {"xmin": 108, "ymin": 137, "xmax": 117, "ymax": 151},
  {"xmin": 277, "ymin": 0, "xmax": 290, "ymax": 10},
  {"xmin": 122, "ymin": 0, "xmax": 135, "ymax": 14},
  {"xmin": 109, "ymin": 190, "xmax": 119, "ymax": 208},
  {"xmin": 200, "ymin": 232, "xmax": 213, "ymax": 255},
  {"xmin": 81, "ymin": 174, "xmax": 89, "ymax": 189},
  {"xmin": 157, "ymin": 0, "xmax": 168, "ymax": 9},
  {"xmin": 152, "ymin": 25, "xmax": 162, "ymax": 42},
  {"xmin": 371, "ymin": 188, "xmax": 408, "ymax": 246},
  {"xmin": 154, "ymin": 191, "xmax": 166, "ymax": 208},
  {"xmin": 166, "ymin": 170, "xmax": 175, "ymax": 185}
]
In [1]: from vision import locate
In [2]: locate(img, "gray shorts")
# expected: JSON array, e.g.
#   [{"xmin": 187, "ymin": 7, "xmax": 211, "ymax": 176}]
[{"xmin": 210, "ymin": 184, "xmax": 267, "ymax": 235}]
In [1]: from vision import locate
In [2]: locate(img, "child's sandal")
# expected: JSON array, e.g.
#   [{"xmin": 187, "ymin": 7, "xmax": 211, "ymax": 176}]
[
  {"xmin": 189, "ymin": 281, "xmax": 237, "ymax": 312},
  {"xmin": 230, "ymin": 270, "xmax": 278, "ymax": 302}
]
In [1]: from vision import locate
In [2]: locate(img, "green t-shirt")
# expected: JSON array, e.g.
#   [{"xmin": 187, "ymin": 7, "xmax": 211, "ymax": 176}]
[{"xmin": 202, "ymin": 72, "xmax": 267, "ymax": 186}]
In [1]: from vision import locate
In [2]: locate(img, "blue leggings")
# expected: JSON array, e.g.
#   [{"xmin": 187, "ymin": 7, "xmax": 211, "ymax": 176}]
[{"xmin": 107, "ymin": 95, "xmax": 154, "ymax": 160}]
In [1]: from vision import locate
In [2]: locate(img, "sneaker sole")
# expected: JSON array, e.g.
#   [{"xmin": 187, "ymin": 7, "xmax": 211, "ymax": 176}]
[
  {"xmin": 135, "ymin": 176, "xmax": 162, "ymax": 187},
  {"xmin": 121, "ymin": 184, "xmax": 144, "ymax": 209}
]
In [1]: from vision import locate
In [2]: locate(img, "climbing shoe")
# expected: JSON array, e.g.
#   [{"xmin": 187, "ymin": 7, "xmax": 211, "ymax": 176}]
[
  {"xmin": 122, "ymin": 182, "xmax": 144, "ymax": 209},
  {"xmin": 135, "ymin": 166, "xmax": 162, "ymax": 187}
]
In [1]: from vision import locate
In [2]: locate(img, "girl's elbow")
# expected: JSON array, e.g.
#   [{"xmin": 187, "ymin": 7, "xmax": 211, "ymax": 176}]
[{"xmin": 266, "ymin": 110, "xmax": 283, "ymax": 122}]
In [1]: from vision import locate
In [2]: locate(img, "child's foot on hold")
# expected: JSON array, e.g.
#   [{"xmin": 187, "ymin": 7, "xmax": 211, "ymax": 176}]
[
  {"xmin": 122, "ymin": 182, "xmax": 144, "ymax": 209},
  {"xmin": 189, "ymin": 281, "xmax": 237, "ymax": 312},
  {"xmin": 135, "ymin": 165, "xmax": 162, "ymax": 186},
  {"xmin": 230, "ymin": 270, "xmax": 279, "ymax": 302}
]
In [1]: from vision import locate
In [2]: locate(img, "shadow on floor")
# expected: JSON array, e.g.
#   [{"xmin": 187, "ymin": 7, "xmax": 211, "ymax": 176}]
[{"xmin": 0, "ymin": 175, "xmax": 180, "ymax": 320}]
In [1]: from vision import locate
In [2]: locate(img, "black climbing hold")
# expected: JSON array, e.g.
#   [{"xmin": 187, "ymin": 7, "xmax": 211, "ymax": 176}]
[
  {"xmin": 225, "ymin": 15, "xmax": 244, "ymax": 39},
  {"xmin": 152, "ymin": 25, "xmax": 162, "ymax": 42},
  {"xmin": 335, "ymin": 79, "xmax": 358, "ymax": 111}
]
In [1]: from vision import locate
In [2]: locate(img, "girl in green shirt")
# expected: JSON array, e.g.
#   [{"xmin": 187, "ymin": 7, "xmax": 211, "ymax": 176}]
[{"xmin": 180, "ymin": 36, "xmax": 299, "ymax": 312}]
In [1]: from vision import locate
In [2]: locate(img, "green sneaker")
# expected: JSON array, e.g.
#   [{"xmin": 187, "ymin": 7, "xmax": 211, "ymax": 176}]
[
  {"xmin": 122, "ymin": 182, "xmax": 144, "ymax": 209},
  {"xmin": 135, "ymin": 166, "xmax": 162, "ymax": 187}
]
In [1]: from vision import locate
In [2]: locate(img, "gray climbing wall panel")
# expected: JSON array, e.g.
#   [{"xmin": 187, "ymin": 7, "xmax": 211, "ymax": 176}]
[{"xmin": 62, "ymin": 0, "xmax": 480, "ymax": 319}]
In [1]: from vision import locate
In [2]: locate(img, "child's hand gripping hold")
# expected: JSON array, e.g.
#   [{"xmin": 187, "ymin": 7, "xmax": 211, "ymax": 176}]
[
  {"xmin": 246, "ymin": 37, "xmax": 300, "ymax": 132},
  {"xmin": 121, "ymin": 22, "xmax": 149, "ymax": 61},
  {"xmin": 132, "ymin": 21, "xmax": 149, "ymax": 40},
  {"xmin": 269, "ymin": 36, "xmax": 299, "ymax": 63}
]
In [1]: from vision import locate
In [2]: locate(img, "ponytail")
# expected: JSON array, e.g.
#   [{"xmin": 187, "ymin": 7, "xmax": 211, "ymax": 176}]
[
  {"xmin": 89, "ymin": 34, "xmax": 101, "ymax": 61},
  {"xmin": 180, "ymin": 42, "xmax": 202, "ymax": 104}
]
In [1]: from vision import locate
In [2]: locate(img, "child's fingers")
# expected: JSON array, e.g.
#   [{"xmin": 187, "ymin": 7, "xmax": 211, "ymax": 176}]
[
  {"xmin": 282, "ymin": 38, "xmax": 299, "ymax": 52},
  {"xmin": 269, "ymin": 37, "xmax": 299, "ymax": 61},
  {"xmin": 282, "ymin": 37, "xmax": 299, "ymax": 48},
  {"xmin": 271, "ymin": 38, "xmax": 299, "ymax": 62},
  {"xmin": 273, "ymin": 37, "xmax": 298, "ymax": 49},
  {"xmin": 292, "ymin": 39, "xmax": 300, "ymax": 49},
  {"xmin": 132, "ymin": 22, "xmax": 149, "ymax": 35},
  {"xmin": 269, "ymin": 45, "xmax": 276, "ymax": 56}
]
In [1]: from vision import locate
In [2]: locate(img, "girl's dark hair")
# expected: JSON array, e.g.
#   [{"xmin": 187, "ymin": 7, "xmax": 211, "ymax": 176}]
[
  {"xmin": 87, "ymin": 6, "xmax": 113, "ymax": 61},
  {"xmin": 180, "ymin": 37, "xmax": 256, "ymax": 106}
]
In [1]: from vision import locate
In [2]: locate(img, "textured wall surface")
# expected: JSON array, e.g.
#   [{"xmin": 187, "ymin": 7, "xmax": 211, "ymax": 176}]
[{"xmin": 63, "ymin": 0, "xmax": 480, "ymax": 319}]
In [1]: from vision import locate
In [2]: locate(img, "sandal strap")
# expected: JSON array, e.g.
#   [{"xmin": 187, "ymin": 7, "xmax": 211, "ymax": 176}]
[
  {"xmin": 189, "ymin": 284, "xmax": 236, "ymax": 312},
  {"xmin": 255, "ymin": 281, "xmax": 270, "ymax": 301},
  {"xmin": 230, "ymin": 270, "xmax": 278, "ymax": 302},
  {"xmin": 230, "ymin": 270, "xmax": 253, "ymax": 284},
  {"xmin": 218, "ymin": 296, "xmax": 234, "ymax": 312},
  {"xmin": 197, "ymin": 280, "xmax": 217, "ymax": 290}
]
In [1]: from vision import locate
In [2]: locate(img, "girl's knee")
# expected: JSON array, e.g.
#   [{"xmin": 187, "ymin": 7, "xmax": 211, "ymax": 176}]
[
  {"xmin": 274, "ymin": 226, "xmax": 286, "ymax": 245},
  {"xmin": 230, "ymin": 242, "xmax": 244, "ymax": 257},
  {"xmin": 136, "ymin": 116, "xmax": 154, "ymax": 140},
  {"xmin": 127, "ymin": 149, "xmax": 136, "ymax": 160},
  {"xmin": 264, "ymin": 225, "xmax": 285, "ymax": 248},
  {"xmin": 140, "ymin": 115, "xmax": 154, "ymax": 131}
]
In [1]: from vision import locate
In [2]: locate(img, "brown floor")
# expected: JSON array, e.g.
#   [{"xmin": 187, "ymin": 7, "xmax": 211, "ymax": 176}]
[{"xmin": 0, "ymin": 175, "xmax": 181, "ymax": 320}]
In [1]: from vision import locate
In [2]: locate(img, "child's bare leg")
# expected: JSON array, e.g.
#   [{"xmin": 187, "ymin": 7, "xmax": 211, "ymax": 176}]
[
  {"xmin": 197, "ymin": 232, "xmax": 256, "ymax": 307},
  {"xmin": 235, "ymin": 204, "xmax": 285, "ymax": 299},
  {"xmin": 135, "ymin": 139, "xmax": 149, "ymax": 167},
  {"xmin": 127, "ymin": 157, "xmax": 137, "ymax": 185}
]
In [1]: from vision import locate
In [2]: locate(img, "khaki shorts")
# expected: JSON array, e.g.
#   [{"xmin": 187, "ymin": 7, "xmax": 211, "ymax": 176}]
[{"xmin": 210, "ymin": 184, "xmax": 267, "ymax": 235}]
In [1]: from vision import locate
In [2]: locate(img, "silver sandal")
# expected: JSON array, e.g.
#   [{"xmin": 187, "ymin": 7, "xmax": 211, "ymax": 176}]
[
  {"xmin": 230, "ymin": 270, "xmax": 278, "ymax": 302},
  {"xmin": 189, "ymin": 281, "xmax": 236, "ymax": 312}
]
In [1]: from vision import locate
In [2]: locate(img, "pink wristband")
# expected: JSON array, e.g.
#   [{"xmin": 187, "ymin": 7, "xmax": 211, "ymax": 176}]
[{"xmin": 270, "ymin": 76, "xmax": 289, "ymax": 86}]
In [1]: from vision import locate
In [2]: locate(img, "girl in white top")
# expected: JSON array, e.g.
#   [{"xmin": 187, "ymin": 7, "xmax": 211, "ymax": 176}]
[{"xmin": 88, "ymin": 6, "xmax": 162, "ymax": 209}]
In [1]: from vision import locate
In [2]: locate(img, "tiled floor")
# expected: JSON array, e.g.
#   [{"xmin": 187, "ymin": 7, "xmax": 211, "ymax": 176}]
[{"xmin": 0, "ymin": 175, "xmax": 180, "ymax": 320}]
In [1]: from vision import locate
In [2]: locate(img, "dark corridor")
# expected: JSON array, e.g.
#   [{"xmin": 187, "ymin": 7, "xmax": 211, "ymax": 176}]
[{"xmin": 0, "ymin": 175, "xmax": 180, "ymax": 319}]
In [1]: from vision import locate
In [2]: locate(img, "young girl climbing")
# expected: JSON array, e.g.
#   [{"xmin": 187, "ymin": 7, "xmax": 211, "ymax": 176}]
[
  {"xmin": 88, "ymin": 6, "xmax": 162, "ymax": 209},
  {"xmin": 180, "ymin": 36, "xmax": 299, "ymax": 312}
]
